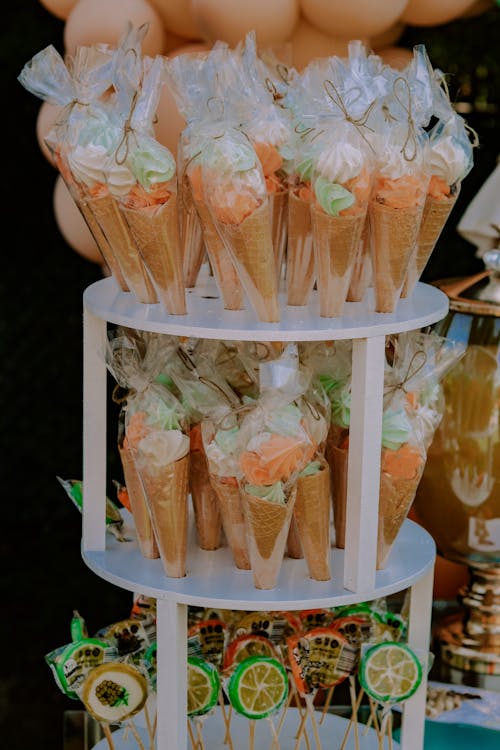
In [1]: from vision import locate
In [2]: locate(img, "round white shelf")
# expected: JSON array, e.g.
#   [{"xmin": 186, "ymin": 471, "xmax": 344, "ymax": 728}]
[
  {"xmin": 83, "ymin": 274, "xmax": 448, "ymax": 342},
  {"xmin": 83, "ymin": 516, "xmax": 435, "ymax": 610}
]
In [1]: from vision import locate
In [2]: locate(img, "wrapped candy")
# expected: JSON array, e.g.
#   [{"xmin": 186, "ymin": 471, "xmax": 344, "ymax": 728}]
[
  {"xmin": 165, "ymin": 46, "xmax": 245, "ymax": 311},
  {"xmin": 108, "ymin": 53, "xmax": 186, "ymax": 315},
  {"xmin": 235, "ymin": 345, "xmax": 319, "ymax": 588},
  {"xmin": 105, "ymin": 329, "xmax": 190, "ymax": 578},
  {"xmin": 402, "ymin": 69, "xmax": 476, "ymax": 296}
]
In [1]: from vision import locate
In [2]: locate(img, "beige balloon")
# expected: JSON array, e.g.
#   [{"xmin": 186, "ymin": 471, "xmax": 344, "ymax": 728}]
[
  {"xmin": 39, "ymin": 0, "xmax": 78, "ymax": 20},
  {"xmin": 191, "ymin": 0, "xmax": 300, "ymax": 47},
  {"xmin": 290, "ymin": 17, "xmax": 360, "ymax": 71},
  {"xmin": 64, "ymin": 0, "xmax": 166, "ymax": 58},
  {"xmin": 300, "ymin": 0, "xmax": 408, "ymax": 39},
  {"xmin": 401, "ymin": 0, "xmax": 477, "ymax": 26},
  {"xmin": 378, "ymin": 45, "xmax": 413, "ymax": 71},
  {"xmin": 36, "ymin": 101, "xmax": 64, "ymax": 166},
  {"xmin": 370, "ymin": 21, "xmax": 406, "ymax": 51},
  {"xmin": 53, "ymin": 175, "xmax": 103, "ymax": 265},
  {"xmin": 148, "ymin": 0, "xmax": 203, "ymax": 40}
]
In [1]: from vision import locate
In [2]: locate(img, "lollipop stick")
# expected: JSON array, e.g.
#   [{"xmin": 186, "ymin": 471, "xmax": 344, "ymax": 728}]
[
  {"xmin": 349, "ymin": 677, "xmax": 360, "ymax": 750},
  {"xmin": 276, "ymin": 685, "xmax": 294, "ymax": 736},
  {"xmin": 339, "ymin": 686, "xmax": 365, "ymax": 750},
  {"xmin": 319, "ymin": 686, "xmax": 335, "ymax": 724},
  {"xmin": 218, "ymin": 693, "xmax": 235, "ymax": 750},
  {"xmin": 143, "ymin": 702, "xmax": 156, "ymax": 750},
  {"xmin": 388, "ymin": 711, "xmax": 393, "ymax": 750},
  {"xmin": 268, "ymin": 716, "xmax": 281, "ymax": 750},
  {"xmin": 101, "ymin": 723, "xmax": 116, "ymax": 750},
  {"xmin": 195, "ymin": 718, "xmax": 206, "ymax": 750},
  {"xmin": 187, "ymin": 720, "xmax": 198, "ymax": 750},
  {"xmin": 249, "ymin": 719, "xmax": 256, "ymax": 750},
  {"xmin": 128, "ymin": 719, "xmax": 147, "ymax": 750},
  {"xmin": 305, "ymin": 694, "xmax": 322, "ymax": 750}
]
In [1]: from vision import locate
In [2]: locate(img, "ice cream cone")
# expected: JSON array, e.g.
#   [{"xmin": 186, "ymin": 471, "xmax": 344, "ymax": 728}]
[
  {"xmin": 401, "ymin": 188, "xmax": 460, "ymax": 298},
  {"xmin": 209, "ymin": 473, "xmax": 250, "ymax": 570},
  {"xmin": 87, "ymin": 192, "xmax": 158, "ymax": 303},
  {"xmin": 122, "ymin": 195, "xmax": 187, "ymax": 315},
  {"xmin": 369, "ymin": 201, "xmax": 424, "ymax": 313},
  {"xmin": 286, "ymin": 515, "xmax": 303, "ymax": 559},
  {"xmin": 218, "ymin": 200, "xmax": 280, "ymax": 323},
  {"xmin": 327, "ymin": 444, "xmax": 348, "ymax": 550},
  {"xmin": 192, "ymin": 196, "xmax": 245, "ymax": 310},
  {"xmin": 377, "ymin": 457, "xmax": 425, "ymax": 569},
  {"xmin": 189, "ymin": 448, "xmax": 222, "ymax": 551},
  {"xmin": 180, "ymin": 176, "xmax": 206, "ymax": 288},
  {"xmin": 118, "ymin": 443, "xmax": 159, "ymax": 559},
  {"xmin": 76, "ymin": 194, "xmax": 130, "ymax": 291},
  {"xmin": 347, "ymin": 216, "xmax": 372, "ymax": 302},
  {"xmin": 293, "ymin": 462, "xmax": 331, "ymax": 581},
  {"xmin": 139, "ymin": 453, "xmax": 190, "ymax": 578},
  {"xmin": 241, "ymin": 486, "xmax": 297, "ymax": 590},
  {"xmin": 286, "ymin": 192, "xmax": 315, "ymax": 306},
  {"xmin": 311, "ymin": 205, "xmax": 365, "ymax": 317},
  {"xmin": 269, "ymin": 189, "xmax": 288, "ymax": 282}
]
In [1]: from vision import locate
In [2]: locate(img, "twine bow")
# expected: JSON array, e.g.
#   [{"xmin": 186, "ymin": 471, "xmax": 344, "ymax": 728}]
[
  {"xmin": 323, "ymin": 79, "xmax": 375, "ymax": 151},
  {"xmin": 383, "ymin": 349, "xmax": 427, "ymax": 403},
  {"xmin": 392, "ymin": 76, "xmax": 418, "ymax": 162}
]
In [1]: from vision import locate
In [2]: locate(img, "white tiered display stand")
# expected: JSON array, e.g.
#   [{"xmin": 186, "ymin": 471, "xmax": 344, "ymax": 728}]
[{"xmin": 81, "ymin": 273, "xmax": 449, "ymax": 750}]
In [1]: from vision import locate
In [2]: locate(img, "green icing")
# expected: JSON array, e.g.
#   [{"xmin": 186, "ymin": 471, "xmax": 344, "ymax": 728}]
[
  {"xmin": 147, "ymin": 399, "xmax": 182, "ymax": 431},
  {"xmin": 245, "ymin": 482, "xmax": 286, "ymax": 504},
  {"xmin": 296, "ymin": 156, "xmax": 313, "ymax": 182},
  {"xmin": 265, "ymin": 403, "xmax": 303, "ymax": 436},
  {"xmin": 331, "ymin": 388, "xmax": 351, "ymax": 429},
  {"xmin": 314, "ymin": 176, "xmax": 355, "ymax": 216},
  {"xmin": 319, "ymin": 373, "xmax": 346, "ymax": 396},
  {"xmin": 300, "ymin": 461, "xmax": 322, "ymax": 477},
  {"xmin": 215, "ymin": 425, "xmax": 239, "ymax": 455},
  {"xmin": 381, "ymin": 408, "xmax": 411, "ymax": 450},
  {"xmin": 128, "ymin": 138, "xmax": 176, "ymax": 190}
]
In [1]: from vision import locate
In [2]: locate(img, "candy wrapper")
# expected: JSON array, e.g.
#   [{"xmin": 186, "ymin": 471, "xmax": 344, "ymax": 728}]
[
  {"xmin": 17, "ymin": 41, "xmax": 137, "ymax": 293},
  {"xmin": 234, "ymin": 345, "xmax": 320, "ymax": 588},
  {"xmin": 105, "ymin": 329, "xmax": 190, "ymax": 578},
  {"xmin": 109, "ymin": 53, "xmax": 186, "ymax": 315},
  {"xmin": 165, "ymin": 46, "xmax": 245, "ymax": 310},
  {"xmin": 165, "ymin": 341, "xmax": 243, "ymax": 553},
  {"xmin": 402, "ymin": 70, "xmax": 477, "ymax": 296}
]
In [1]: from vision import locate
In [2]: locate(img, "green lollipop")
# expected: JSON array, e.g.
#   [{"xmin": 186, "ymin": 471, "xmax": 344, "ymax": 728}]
[
  {"xmin": 227, "ymin": 656, "xmax": 288, "ymax": 720},
  {"xmin": 187, "ymin": 656, "xmax": 221, "ymax": 717}
]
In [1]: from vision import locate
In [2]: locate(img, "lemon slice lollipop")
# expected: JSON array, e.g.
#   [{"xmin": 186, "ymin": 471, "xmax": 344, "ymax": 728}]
[
  {"xmin": 227, "ymin": 656, "xmax": 288, "ymax": 720},
  {"xmin": 187, "ymin": 656, "xmax": 221, "ymax": 717},
  {"xmin": 359, "ymin": 641, "xmax": 422, "ymax": 704},
  {"xmin": 81, "ymin": 662, "xmax": 148, "ymax": 723}
]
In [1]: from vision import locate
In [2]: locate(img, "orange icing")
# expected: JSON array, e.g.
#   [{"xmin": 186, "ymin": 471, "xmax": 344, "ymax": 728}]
[
  {"xmin": 240, "ymin": 433, "xmax": 315, "ymax": 485},
  {"xmin": 254, "ymin": 142, "xmax": 283, "ymax": 177},
  {"xmin": 115, "ymin": 481, "xmax": 132, "ymax": 512},
  {"xmin": 340, "ymin": 167, "xmax": 372, "ymax": 215},
  {"xmin": 428, "ymin": 174, "xmax": 451, "ymax": 200},
  {"xmin": 297, "ymin": 183, "xmax": 313, "ymax": 202},
  {"xmin": 123, "ymin": 182, "xmax": 171, "ymax": 209},
  {"xmin": 126, "ymin": 411, "xmax": 150, "ymax": 449},
  {"xmin": 381, "ymin": 443, "xmax": 422, "ymax": 480},
  {"xmin": 188, "ymin": 164, "xmax": 204, "ymax": 202},
  {"xmin": 88, "ymin": 182, "xmax": 109, "ymax": 198},
  {"xmin": 406, "ymin": 391, "xmax": 418, "ymax": 409},
  {"xmin": 211, "ymin": 185, "xmax": 260, "ymax": 225},
  {"xmin": 265, "ymin": 173, "xmax": 283, "ymax": 193},
  {"xmin": 374, "ymin": 174, "xmax": 424, "ymax": 209}
]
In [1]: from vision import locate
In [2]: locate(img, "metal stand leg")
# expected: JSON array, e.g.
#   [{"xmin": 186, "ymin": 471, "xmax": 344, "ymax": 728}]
[{"xmin": 156, "ymin": 599, "xmax": 187, "ymax": 750}]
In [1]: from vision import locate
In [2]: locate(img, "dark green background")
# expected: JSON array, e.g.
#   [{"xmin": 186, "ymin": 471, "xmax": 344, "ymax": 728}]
[{"xmin": 2, "ymin": 3, "xmax": 499, "ymax": 748}]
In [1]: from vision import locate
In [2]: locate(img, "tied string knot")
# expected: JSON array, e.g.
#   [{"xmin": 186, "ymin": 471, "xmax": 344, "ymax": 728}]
[
  {"xmin": 383, "ymin": 349, "xmax": 427, "ymax": 404},
  {"xmin": 265, "ymin": 77, "xmax": 287, "ymax": 108},
  {"xmin": 323, "ymin": 80, "xmax": 375, "ymax": 152},
  {"xmin": 114, "ymin": 89, "xmax": 140, "ymax": 165},
  {"xmin": 392, "ymin": 76, "xmax": 418, "ymax": 162}
]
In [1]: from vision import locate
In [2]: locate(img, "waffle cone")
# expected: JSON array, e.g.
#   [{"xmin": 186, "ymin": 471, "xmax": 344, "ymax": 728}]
[
  {"xmin": 122, "ymin": 196, "xmax": 186, "ymax": 315},
  {"xmin": 269, "ymin": 190, "xmax": 288, "ymax": 281},
  {"xmin": 286, "ymin": 192, "xmax": 315, "ymax": 306},
  {"xmin": 241, "ymin": 486, "xmax": 297, "ymax": 590},
  {"xmin": 192, "ymin": 196, "xmax": 244, "ymax": 310},
  {"xmin": 402, "ymin": 188, "xmax": 460, "ymax": 298},
  {"xmin": 294, "ymin": 462, "xmax": 331, "ymax": 580},
  {"xmin": 311, "ymin": 205, "xmax": 365, "ymax": 317},
  {"xmin": 377, "ymin": 458, "xmax": 425, "ymax": 569},
  {"xmin": 118, "ymin": 444, "xmax": 159, "ymax": 560},
  {"xmin": 189, "ymin": 450, "xmax": 222, "ymax": 550},
  {"xmin": 218, "ymin": 200, "xmax": 280, "ymax": 323},
  {"xmin": 76, "ymin": 194, "xmax": 130, "ymax": 291},
  {"xmin": 347, "ymin": 216, "xmax": 371, "ymax": 302},
  {"xmin": 328, "ymin": 445, "xmax": 348, "ymax": 549},
  {"xmin": 180, "ymin": 176, "xmax": 206, "ymax": 288},
  {"xmin": 286, "ymin": 515, "xmax": 303, "ymax": 559},
  {"xmin": 209, "ymin": 474, "xmax": 250, "ymax": 570},
  {"xmin": 369, "ymin": 200, "xmax": 423, "ymax": 313},
  {"xmin": 139, "ymin": 453, "xmax": 189, "ymax": 578},
  {"xmin": 87, "ymin": 192, "xmax": 157, "ymax": 303}
]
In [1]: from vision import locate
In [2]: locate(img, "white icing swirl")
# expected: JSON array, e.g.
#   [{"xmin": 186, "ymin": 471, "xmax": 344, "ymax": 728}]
[
  {"xmin": 315, "ymin": 141, "xmax": 364, "ymax": 184},
  {"xmin": 135, "ymin": 430, "xmax": 189, "ymax": 470},
  {"xmin": 205, "ymin": 440, "xmax": 239, "ymax": 477},
  {"xmin": 68, "ymin": 143, "xmax": 108, "ymax": 188},
  {"xmin": 106, "ymin": 158, "xmax": 136, "ymax": 198},
  {"xmin": 430, "ymin": 136, "xmax": 470, "ymax": 186}
]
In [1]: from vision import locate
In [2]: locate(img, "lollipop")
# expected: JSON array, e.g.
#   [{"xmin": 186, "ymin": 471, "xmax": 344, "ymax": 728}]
[
  {"xmin": 187, "ymin": 656, "xmax": 221, "ymax": 717},
  {"xmin": 187, "ymin": 619, "xmax": 228, "ymax": 670},
  {"xmin": 223, "ymin": 633, "xmax": 278, "ymax": 672},
  {"xmin": 46, "ymin": 637, "xmax": 117, "ymax": 701}
]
